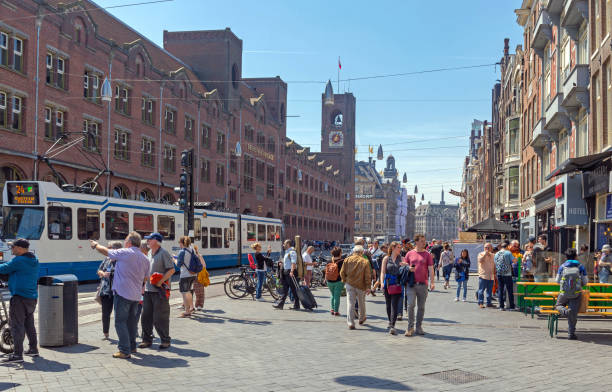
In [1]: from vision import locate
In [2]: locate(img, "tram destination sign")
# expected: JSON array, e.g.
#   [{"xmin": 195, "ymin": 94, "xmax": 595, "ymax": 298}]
[{"xmin": 7, "ymin": 183, "xmax": 40, "ymax": 205}]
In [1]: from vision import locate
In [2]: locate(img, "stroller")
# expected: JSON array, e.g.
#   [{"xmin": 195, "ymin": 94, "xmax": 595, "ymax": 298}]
[{"xmin": 0, "ymin": 277, "xmax": 14, "ymax": 354}]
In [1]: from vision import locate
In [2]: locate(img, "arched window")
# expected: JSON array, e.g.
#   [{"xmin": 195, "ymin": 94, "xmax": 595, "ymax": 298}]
[
  {"xmin": 139, "ymin": 188, "xmax": 154, "ymax": 202},
  {"xmin": 42, "ymin": 172, "xmax": 67, "ymax": 187},
  {"xmin": 112, "ymin": 184, "xmax": 130, "ymax": 199},
  {"xmin": 0, "ymin": 165, "xmax": 25, "ymax": 206},
  {"xmin": 135, "ymin": 54, "xmax": 144, "ymax": 78},
  {"xmin": 160, "ymin": 193, "xmax": 175, "ymax": 204}
]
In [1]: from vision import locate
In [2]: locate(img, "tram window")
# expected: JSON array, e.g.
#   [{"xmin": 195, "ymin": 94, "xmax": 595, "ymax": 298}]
[
  {"xmin": 77, "ymin": 208, "xmax": 99, "ymax": 240},
  {"xmin": 228, "ymin": 222, "xmax": 235, "ymax": 241},
  {"xmin": 210, "ymin": 227, "xmax": 222, "ymax": 248},
  {"xmin": 246, "ymin": 223, "xmax": 256, "ymax": 241},
  {"xmin": 157, "ymin": 215, "xmax": 175, "ymax": 240},
  {"xmin": 105, "ymin": 210, "xmax": 129, "ymax": 240},
  {"xmin": 223, "ymin": 228, "xmax": 230, "ymax": 248},
  {"xmin": 47, "ymin": 206, "xmax": 72, "ymax": 240},
  {"xmin": 275, "ymin": 225, "xmax": 282, "ymax": 241},
  {"xmin": 133, "ymin": 213, "xmax": 153, "ymax": 237},
  {"xmin": 194, "ymin": 219, "xmax": 201, "ymax": 241},
  {"xmin": 267, "ymin": 225, "xmax": 275, "ymax": 241},
  {"xmin": 201, "ymin": 227, "xmax": 208, "ymax": 248},
  {"xmin": 257, "ymin": 224, "xmax": 266, "ymax": 241}
]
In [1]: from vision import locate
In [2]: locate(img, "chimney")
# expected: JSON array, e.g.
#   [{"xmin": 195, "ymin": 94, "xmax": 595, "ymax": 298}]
[{"xmin": 504, "ymin": 38, "xmax": 509, "ymax": 57}]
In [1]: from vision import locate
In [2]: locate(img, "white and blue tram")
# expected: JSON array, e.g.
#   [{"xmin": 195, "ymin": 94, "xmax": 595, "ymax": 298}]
[{"xmin": 0, "ymin": 181, "xmax": 282, "ymax": 281}]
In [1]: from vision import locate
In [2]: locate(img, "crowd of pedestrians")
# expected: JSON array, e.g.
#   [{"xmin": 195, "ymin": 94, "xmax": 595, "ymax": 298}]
[{"xmin": 2, "ymin": 225, "xmax": 612, "ymax": 364}]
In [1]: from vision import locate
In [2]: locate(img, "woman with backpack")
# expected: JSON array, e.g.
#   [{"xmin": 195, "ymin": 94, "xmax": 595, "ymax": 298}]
[
  {"xmin": 325, "ymin": 246, "xmax": 344, "ymax": 316},
  {"xmin": 175, "ymin": 236, "xmax": 197, "ymax": 318},
  {"xmin": 251, "ymin": 243, "xmax": 273, "ymax": 300},
  {"xmin": 439, "ymin": 243, "xmax": 454, "ymax": 290},
  {"xmin": 453, "ymin": 249, "xmax": 471, "ymax": 302},
  {"xmin": 380, "ymin": 241, "xmax": 403, "ymax": 335}
]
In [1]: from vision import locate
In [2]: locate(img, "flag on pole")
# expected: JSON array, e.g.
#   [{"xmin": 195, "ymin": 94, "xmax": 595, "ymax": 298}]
[
  {"xmin": 338, "ymin": 57, "xmax": 341, "ymax": 70},
  {"xmin": 369, "ymin": 146, "xmax": 373, "ymax": 154}
]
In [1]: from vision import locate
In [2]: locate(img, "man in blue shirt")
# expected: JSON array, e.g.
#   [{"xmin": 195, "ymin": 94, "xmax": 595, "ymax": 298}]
[
  {"xmin": 494, "ymin": 241, "xmax": 515, "ymax": 310},
  {"xmin": 0, "ymin": 239, "xmax": 39, "ymax": 363},
  {"xmin": 556, "ymin": 248, "xmax": 588, "ymax": 340}
]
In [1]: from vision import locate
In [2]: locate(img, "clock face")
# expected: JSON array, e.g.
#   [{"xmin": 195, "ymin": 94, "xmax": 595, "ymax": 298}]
[
  {"xmin": 329, "ymin": 131, "xmax": 344, "ymax": 147},
  {"xmin": 333, "ymin": 113, "xmax": 343, "ymax": 129}
]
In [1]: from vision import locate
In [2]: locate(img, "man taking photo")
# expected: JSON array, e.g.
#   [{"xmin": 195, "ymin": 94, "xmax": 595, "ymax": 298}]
[{"xmin": 0, "ymin": 239, "xmax": 39, "ymax": 363}]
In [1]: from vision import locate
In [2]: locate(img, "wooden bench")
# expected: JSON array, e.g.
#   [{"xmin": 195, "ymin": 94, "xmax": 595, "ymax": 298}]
[
  {"xmin": 523, "ymin": 296, "xmax": 555, "ymax": 318},
  {"xmin": 540, "ymin": 309, "xmax": 612, "ymax": 337}
]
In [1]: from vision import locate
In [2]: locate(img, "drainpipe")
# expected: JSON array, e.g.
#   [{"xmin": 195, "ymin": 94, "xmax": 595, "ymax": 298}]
[
  {"xmin": 105, "ymin": 53, "xmax": 114, "ymax": 197},
  {"xmin": 33, "ymin": 16, "xmax": 43, "ymax": 180},
  {"xmin": 195, "ymin": 98, "xmax": 201, "ymax": 199},
  {"xmin": 157, "ymin": 85, "xmax": 164, "ymax": 200}
]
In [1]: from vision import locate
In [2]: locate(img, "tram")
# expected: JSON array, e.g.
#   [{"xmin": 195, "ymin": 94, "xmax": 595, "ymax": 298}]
[{"xmin": 0, "ymin": 181, "xmax": 282, "ymax": 281}]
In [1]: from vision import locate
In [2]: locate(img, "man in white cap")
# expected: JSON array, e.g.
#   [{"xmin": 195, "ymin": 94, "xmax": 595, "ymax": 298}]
[{"xmin": 598, "ymin": 244, "xmax": 612, "ymax": 283}]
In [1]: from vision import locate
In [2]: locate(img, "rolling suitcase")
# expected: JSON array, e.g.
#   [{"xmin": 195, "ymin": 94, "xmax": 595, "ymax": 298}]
[{"xmin": 291, "ymin": 276, "xmax": 317, "ymax": 310}]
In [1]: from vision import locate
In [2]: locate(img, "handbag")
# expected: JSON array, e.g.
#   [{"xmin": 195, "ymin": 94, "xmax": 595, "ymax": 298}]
[
  {"xmin": 578, "ymin": 291, "xmax": 590, "ymax": 313},
  {"xmin": 387, "ymin": 284, "xmax": 402, "ymax": 295},
  {"xmin": 198, "ymin": 267, "xmax": 210, "ymax": 287},
  {"xmin": 94, "ymin": 285, "xmax": 103, "ymax": 305}
]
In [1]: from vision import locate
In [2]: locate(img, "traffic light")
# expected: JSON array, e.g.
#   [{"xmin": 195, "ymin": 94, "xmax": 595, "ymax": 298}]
[
  {"xmin": 181, "ymin": 150, "xmax": 192, "ymax": 168},
  {"xmin": 175, "ymin": 170, "xmax": 188, "ymax": 210}
]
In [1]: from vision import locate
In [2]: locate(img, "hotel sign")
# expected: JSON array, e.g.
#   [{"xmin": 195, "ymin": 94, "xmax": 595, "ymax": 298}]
[
  {"xmin": 356, "ymin": 194, "xmax": 373, "ymax": 199},
  {"xmin": 247, "ymin": 143, "xmax": 274, "ymax": 161}
]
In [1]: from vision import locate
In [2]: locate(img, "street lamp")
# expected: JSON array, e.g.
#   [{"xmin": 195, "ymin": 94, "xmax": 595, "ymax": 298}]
[
  {"xmin": 101, "ymin": 78, "xmax": 112, "ymax": 102},
  {"xmin": 101, "ymin": 76, "xmax": 112, "ymax": 196}
]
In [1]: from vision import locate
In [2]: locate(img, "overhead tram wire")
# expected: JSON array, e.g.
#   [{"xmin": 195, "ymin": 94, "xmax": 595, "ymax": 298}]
[
  {"xmin": 37, "ymin": 63, "xmax": 499, "ymax": 86},
  {"xmin": 0, "ymin": 0, "xmax": 175, "ymax": 23}
]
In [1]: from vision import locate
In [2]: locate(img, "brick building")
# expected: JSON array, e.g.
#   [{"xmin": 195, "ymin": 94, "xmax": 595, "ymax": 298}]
[{"xmin": 0, "ymin": 0, "xmax": 354, "ymax": 242}]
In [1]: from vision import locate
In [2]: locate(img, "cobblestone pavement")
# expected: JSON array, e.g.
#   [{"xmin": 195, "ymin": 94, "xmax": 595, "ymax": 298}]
[{"xmin": 1, "ymin": 278, "xmax": 612, "ymax": 392}]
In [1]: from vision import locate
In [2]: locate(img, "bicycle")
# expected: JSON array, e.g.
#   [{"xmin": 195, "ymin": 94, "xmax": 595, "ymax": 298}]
[
  {"xmin": 0, "ymin": 279, "xmax": 14, "ymax": 354},
  {"xmin": 224, "ymin": 266, "xmax": 281, "ymax": 300}
]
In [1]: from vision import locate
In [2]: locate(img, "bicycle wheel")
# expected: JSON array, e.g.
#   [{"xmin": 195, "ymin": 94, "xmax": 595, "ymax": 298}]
[
  {"xmin": 228, "ymin": 275, "xmax": 250, "ymax": 299},
  {"xmin": 265, "ymin": 274, "xmax": 280, "ymax": 300},
  {"xmin": 0, "ymin": 321, "xmax": 13, "ymax": 354},
  {"xmin": 224, "ymin": 275, "xmax": 245, "ymax": 299}
]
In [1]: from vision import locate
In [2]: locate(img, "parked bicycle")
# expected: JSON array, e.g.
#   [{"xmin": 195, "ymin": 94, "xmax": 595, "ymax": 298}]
[
  {"xmin": 0, "ymin": 278, "xmax": 14, "ymax": 354},
  {"xmin": 224, "ymin": 266, "xmax": 281, "ymax": 300}
]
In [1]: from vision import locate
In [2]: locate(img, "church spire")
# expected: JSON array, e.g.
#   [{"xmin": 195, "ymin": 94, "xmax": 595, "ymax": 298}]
[{"xmin": 441, "ymin": 187, "xmax": 445, "ymax": 205}]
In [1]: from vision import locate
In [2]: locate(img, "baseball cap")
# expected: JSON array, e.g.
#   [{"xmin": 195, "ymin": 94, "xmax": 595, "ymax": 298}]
[
  {"xmin": 528, "ymin": 235, "xmax": 536, "ymax": 243},
  {"xmin": 144, "ymin": 232, "xmax": 163, "ymax": 242},
  {"xmin": 8, "ymin": 238, "xmax": 30, "ymax": 249},
  {"xmin": 603, "ymin": 244, "xmax": 611, "ymax": 252}
]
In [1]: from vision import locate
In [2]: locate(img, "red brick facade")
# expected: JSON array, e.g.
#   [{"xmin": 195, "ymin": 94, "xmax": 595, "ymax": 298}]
[{"xmin": 0, "ymin": 0, "xmax": 354, "ymax": 242}]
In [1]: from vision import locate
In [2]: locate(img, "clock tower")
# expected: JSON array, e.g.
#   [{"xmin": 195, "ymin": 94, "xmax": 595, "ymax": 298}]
[{"xmin": 320, "ymin": 81, "xmax": 356, "ymax": 185}]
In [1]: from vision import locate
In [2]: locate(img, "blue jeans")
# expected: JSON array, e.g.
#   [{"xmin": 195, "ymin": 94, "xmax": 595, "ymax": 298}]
[
  {"xmin": 477, "ymin": 278, "xmax": 493, "ymax": 305},
  {"xmin": 114, "ymin": 294, "xmax": 140, "ymax": 355},
  {"xmin": 599, "ymin": 268, "xmax": 610, "ymax": 284},
  {"xmin": 255, "ymin": 270, "xmax": 266, "ymax": 299},
  {"xmin": 456, "ymin": 279, "xmax": 468, "ymax": 299},
  {"xmin": 442, "ymin": 265, "xmax": 453, "ymax": 282}
]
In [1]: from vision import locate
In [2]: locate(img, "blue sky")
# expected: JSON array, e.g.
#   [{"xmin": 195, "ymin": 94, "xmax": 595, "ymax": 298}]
[{"xmin": 104, "ymin": 0, "xmax": 525, "ymax": 205}]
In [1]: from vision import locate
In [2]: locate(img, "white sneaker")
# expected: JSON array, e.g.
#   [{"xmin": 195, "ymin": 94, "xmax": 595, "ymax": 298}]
[
  {"xmin": 462, "ymin": 298, "xmax": 467, "ymax": 302},
  {"xmin": 454, "ymin": 297, "xmax": 459, "ymax": 302}
]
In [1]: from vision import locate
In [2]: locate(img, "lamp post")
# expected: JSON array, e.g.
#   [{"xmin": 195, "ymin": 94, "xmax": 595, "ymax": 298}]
[{"xmin": 101, "ymin": 72, "xmax": 112, "ymax": 197}]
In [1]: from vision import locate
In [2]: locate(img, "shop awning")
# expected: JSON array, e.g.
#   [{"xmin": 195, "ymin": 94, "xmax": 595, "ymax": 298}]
[
  {"xmin": 545, "ymin": 150, "xmax": 612, "ymax": 181},
  {"xmin": 466, "ymin": 217, "xmax": 517, "ymax": 234}
]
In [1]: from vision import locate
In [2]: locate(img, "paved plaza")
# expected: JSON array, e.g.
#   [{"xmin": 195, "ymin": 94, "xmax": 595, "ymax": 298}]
[{"xmin": 1, "ymin": 278, "xmax": 612, "ymax": 392}]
